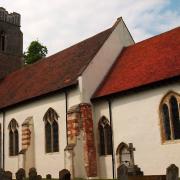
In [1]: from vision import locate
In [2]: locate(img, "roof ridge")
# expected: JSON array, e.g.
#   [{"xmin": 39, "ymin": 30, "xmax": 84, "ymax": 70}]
[
  {"xmin": 1, "ymin": 26, "xmax": 115, "ymax": 80},
  {"xmin": 27, "ymin": 17, "xmax": 122, "ymax": 65},
  {"xmin": 128, "ymin": 26, "xmax": 180, "ymax": 48},
  {"xmin": 77, "ymin": 18, "xmax": 124, "ymax": 76},
  {"xmin": 0, "ymin": 18, "xmax": 119, "ymax": 109},
  {"xmin": 1, "ymin": 17, "xmax": 124, "ymax": 80},
  {"xmin": 93, "ymin": 26, "xmax": 180, "ymax": 99},
  {"xmin": 46, "ymin": 27, "xmax": 114, "ymax": 60}
]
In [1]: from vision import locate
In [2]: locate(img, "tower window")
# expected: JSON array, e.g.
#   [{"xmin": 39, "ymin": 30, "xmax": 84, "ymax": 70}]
[
  {"xmin": 0, "ymin": 31, "xmax": 5, "ymax": 51},
  {"xmin": 8, "ymin": 119, "xmax": 19, "ymax": 156},
  {"xmin": 160, "ymin": 92, "xmax": 180, "ymax": 142},
  {"xmin": 43, "ymin": 108, "xmax": 59, "ymax": 153}
]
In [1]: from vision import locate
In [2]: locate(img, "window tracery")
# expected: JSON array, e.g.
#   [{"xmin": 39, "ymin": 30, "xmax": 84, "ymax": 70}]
[
  {"xmin": 160, "ymin": 91, "xmax": 180, "ymax": 142},
  {"xmin": 43, "ymin": 108, "xmax": 59, "ymax": 153},
  {"xmin": 8, "ymin": 119, "xmax": 19, "ymax": 156},
  {"xmin": 98, "ymin": 116, "xmax": 112, "ymax": 155}
]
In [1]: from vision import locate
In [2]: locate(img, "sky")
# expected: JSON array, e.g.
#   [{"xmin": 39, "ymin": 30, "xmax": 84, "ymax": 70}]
[{"xmin": 1, "ymin": 0, "xmax": 180, "ymax": 56}]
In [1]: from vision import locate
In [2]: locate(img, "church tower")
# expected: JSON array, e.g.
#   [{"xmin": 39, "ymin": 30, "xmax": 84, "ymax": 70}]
[{"xmin": 0, "ymin": 7, "xmax": 23, "ymax": 78}]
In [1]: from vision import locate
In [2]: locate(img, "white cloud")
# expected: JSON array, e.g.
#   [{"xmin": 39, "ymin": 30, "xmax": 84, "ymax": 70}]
[{"xmin": 1, "ymin": 0, "xmax": 179, "ymax": 55}]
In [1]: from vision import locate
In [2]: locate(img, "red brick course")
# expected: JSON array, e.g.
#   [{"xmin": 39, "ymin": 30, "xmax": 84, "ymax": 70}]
[
  {"xmin": 80, "ymin": 103, "xmax": 97, "ymax": 177},
  {"xmin": 67, "ymin": 103, "xmax": 97, "ymax": 177}
]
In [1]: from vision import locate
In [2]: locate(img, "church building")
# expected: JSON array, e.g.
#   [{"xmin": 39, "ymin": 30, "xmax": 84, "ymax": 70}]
[{"xmin": 0, "ymin": 7, "xmax": 179, "ymax": 179}]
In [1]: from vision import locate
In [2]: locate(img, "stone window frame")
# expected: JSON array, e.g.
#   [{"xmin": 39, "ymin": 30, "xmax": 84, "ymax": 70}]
[
  {"xmin": 43, "ymin": 107, "xmax": 59, "ymax": 153},
  {"xmin": 98, "ymin": 116, "xmax": 112, "ymax": 156},
  {"xmin": 159, "ymin": 91, "xmax": 180, "ymax": 143},
  {"xmin": 8, "ymin": 119, "xmax": 19, "ymax": 156}
]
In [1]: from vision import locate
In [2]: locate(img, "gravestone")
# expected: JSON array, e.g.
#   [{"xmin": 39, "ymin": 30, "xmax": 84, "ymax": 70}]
[
  {"xmin": 59, "ymin": 169, "xmax": 71, "ymax": 180},
  {"xmin": 166, "ymin": 164, "xmax": 179, "ymax": 180},
  {"xmin": 46, "ymin": 174, "xmax": 52, "ymax": 179},
  {"xmin": 29, "ymin": 167, "xmax": 37, "ymax": 180},
  {"xmin": 117, "ymin": 164, "xmax": 128, "ymax": 180},
  {"xmin": 5, "ymin": 171, "xmax": 12, "ymax": 180},
  {"xmin": 37, "ymin": 175, "xmax": 42, "ymax": 180},
  {"xmin": 16, "ymin": 168, "xmax": 26, "ymax": 180},
  {"xmin": 0, "ymin": 168, "xmax": 5, "ymax": 179}
]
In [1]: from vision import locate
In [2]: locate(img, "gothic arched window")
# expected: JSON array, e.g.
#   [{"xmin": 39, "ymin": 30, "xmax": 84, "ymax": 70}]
[
  {"xmin": 98, "ymin": 116, "xmax": 112, "ymax": 155},
  {"xmin": 160, "ymin": 92, "xmax": 180, "ymax": 142},
  {"xmin": 8, "ymin": 119, "xmax": 19, "ymax": 156},
  {"xmin": 43, "ymin": 108, "xmax": 59, "ymax": 153},
  {"xmin": 0, "ymin": 31, "xmax": 5, "ymax": 51}
]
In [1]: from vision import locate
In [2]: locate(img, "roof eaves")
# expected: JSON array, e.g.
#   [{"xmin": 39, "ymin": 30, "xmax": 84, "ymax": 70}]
[
  {"xmin": 92, "ymin": 75, "xmax": 180, "ymax": 101},
  {"xmin": 0, "ymin": 80, "xmax": 78, "ymax": 110}
]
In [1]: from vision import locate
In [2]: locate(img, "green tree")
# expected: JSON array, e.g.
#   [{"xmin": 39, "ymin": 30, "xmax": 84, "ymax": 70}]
[{"xmin": 24, "ymin": 40, "xmax": 48, "ymax": 64}]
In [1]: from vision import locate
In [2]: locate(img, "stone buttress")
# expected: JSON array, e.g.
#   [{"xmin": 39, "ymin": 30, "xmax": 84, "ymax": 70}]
[{"xmin": 65, "ymin": 103, "xmax": 97, "ymax": 178}]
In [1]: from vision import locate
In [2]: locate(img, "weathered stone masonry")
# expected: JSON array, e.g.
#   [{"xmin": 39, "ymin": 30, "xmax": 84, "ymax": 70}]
[
  {"xmin": 66, "ymin": 103, "xmax": 97, "ymax": 178},
  {"xmin": 80, "ymin": 103, "xmax": 97, "ymax": 177}
]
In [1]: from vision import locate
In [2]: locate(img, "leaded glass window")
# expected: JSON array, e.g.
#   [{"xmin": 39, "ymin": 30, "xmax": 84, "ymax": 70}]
[
  {"xmin": 162, "ymin": 104, "xmax": 171, "ymax": 140},
  {"xmin": 98, "ymin": 116, "xmax": 112, "ymax": 155},
  {"xmin": 161, "ymin": 92, "xmax": 180, "ymax": 142},
  {"xmin": 44, "ymin": 108, "xmax": 59, "ymax": 153},
  {"xmin": 8, "ymin": 119, "xmax": 19, "ymax": 156}
]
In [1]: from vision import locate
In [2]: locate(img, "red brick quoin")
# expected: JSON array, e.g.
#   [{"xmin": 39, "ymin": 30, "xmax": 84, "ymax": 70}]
[
  {"xmin": 80, "ymin": 103, "xmax": 97, "ymax": 177},
  {"xmin": 67, "ymin": 103, "xmax": 97, "ymax": 177}
]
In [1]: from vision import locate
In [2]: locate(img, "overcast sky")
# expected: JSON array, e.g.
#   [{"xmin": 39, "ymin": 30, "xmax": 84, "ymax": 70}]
[{"xmin": 1, "ymin": 0, "xmax": 180, "ymax": 55}]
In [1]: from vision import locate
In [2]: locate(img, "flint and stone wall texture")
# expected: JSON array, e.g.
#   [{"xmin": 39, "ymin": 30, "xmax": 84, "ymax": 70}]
[
  {"xmin": 0, "ymin": 21, "xmax": 23, "ymax": 56},
  {"xmin": 0, "ymin": 7, "xmax": 23, "ymax": 78},
  {"xmin": 0, "ymin": 7, "xmax": 22, "ymax": 55}
]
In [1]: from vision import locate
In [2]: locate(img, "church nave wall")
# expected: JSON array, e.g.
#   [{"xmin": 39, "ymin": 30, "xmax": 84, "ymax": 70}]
[
  {"xmin": 93, "ymin": 81, "xmax": 180, "ymax": 178},
  {"xmin": 3, "ymin": 87, "xmax": 82, "ymax": 178},
  {"xmin": 111, "ymin": 82, "xmax": 180, "ymax": 176},
  {"xmin": 93, "ymin": 100, "xmax": 114, "ymax": 178}
]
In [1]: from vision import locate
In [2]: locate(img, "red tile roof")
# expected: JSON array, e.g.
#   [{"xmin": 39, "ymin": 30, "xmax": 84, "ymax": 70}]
[
  {"xmin": 94, "ymin": 27, "xmax": 180, "ymax": 98},
  {"xmin": 0, "ymin": 27, "xmax": 113, "ymax": 109}
]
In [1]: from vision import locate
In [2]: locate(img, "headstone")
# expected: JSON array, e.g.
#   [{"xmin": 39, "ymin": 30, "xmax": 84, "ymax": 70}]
[
  {"xmin": 0, "ymin": 168, "xmax": 5, "ymax": 180},
  {"xmin": 59, "ymin": 169, "xmax": 71, "ymax": 180},
  {"xmin": 46, "ymin": 174, "xmax": 52, "ymax": 179},
  {"xmin": 29, "ymin": 167, "xmax": 37, "ymax": 180},
  {"xmin": 117, "ymin": 164, "xmax": 128, "ymax": 180},
  {"xmin": 127, "ymin": 164, "xmax": 144, "ymax": 176},
  {"xmin": 128, "ymin": 143, "xmax": 135, "ymax": 166},
  {"xmin": 16, "ymin": 168, "xmax": 26, "ymax": 180},
  {"xmin": 166, "ymin": 164, "xmax": 179, "ymax": 180},
  {"xmin": 5, "ymin": 171, "xmax": 12, "ymax": 180},
  {"xmin": 37, "ymin": 175, "xmax": 42, "ymax": 180}
]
